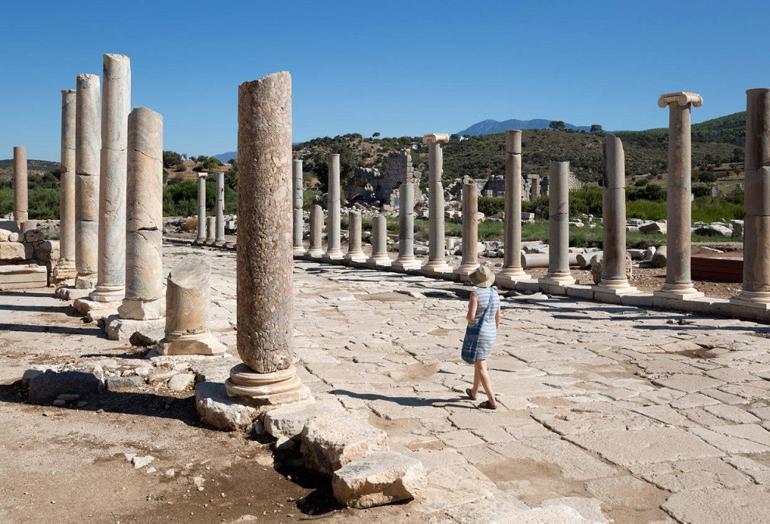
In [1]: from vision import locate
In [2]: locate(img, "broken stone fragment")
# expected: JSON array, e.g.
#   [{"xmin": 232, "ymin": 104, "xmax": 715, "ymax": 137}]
[
  {"xmin": 27, "ymin": 370, "xmax": 103, "ymax": 403},
  {"xmin": 332, "ymin": 451, "xmax": 426, "ymax": 509},
  {"xmin": 300, "ymin": 415, "xmax": 389, "ymax": 476},
  {"xmin": 195, "ymin": 381, "xmax": 260, "ymax": 432},
  {"xmin": 167, "ymin": 373, "xmax": 196, "ymax": 391}
]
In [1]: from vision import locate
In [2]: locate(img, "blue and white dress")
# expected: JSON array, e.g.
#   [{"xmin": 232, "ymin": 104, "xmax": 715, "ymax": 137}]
[{"xmin": 461, "ymin": 287, "xmax": 500, "ymax": 364}]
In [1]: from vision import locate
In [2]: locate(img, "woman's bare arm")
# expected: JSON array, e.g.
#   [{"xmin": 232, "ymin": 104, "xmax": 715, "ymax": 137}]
[
  {"xmin": 466, "ymin": 291, "xmax": 478, "ymax": 323},
  {"xmin": 495, "ymin": 306, "xmax": 501, "ymax": 329}
]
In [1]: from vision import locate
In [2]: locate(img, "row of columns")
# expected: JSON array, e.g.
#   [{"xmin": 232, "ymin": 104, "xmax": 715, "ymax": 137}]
[{"xmin": 195, "ymin": 171, "xmax": 226, "ymax": 246}]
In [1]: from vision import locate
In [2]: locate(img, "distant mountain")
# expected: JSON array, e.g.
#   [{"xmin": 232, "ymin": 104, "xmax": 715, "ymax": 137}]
[
  {"xmin": 458, "ymin": 118, "xmax": 591, "ymax": 136},
  {"xmin": 214, "ymin": 151, "xmax": 237, "ymax": 163}
]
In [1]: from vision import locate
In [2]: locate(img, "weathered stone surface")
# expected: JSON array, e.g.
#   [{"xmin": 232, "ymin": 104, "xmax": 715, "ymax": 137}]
[
  {"xmin": 104, "ymin": 315, "xmax": 165, "ymax": 342},
  {"xmin": 195, "ymin": 381, "xmax": 260, "ymax": 432},
  {"xmin": 300, "ymin": 415, "xmax": 389, "ymax": 475},
  {"xmin": 663, "ymin": 485, "xmax": 770, "ymax": 524},
  {"xmin": 332, "ymin": 451, "xmax": 425, "ymax": 508},
  {"xmin": 106, "ymin": 375, "xmax": 145, "ymax": 391},
  {"xmin": 0, "ymin": 242, "xmax": 30, "ymax": 261},
  {"xmin": 168, "ymin": 373, "xmax": 195, "ymax": 391},
  {"xmin": 28, "ymin": 370, "xmax": 103, "ymax": 403},
  {"xmin": 262, "ymin": 399, "xmax": 344, "ymax": 442},
  {"xmin": 651, "ymin": 245, "xmax": 667, "ymax": 268}
]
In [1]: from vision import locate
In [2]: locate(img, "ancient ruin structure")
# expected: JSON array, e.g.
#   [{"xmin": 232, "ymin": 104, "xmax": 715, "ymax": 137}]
[
  {"xmin": 732, "ymin": 88, "xmax": 770, "ymax": 308},
  {"xmin": 159, "ymin": 256, "xmax": 224, "ymax": 355},
  {"xmin": 13, "ymin": 146, "xmax": 28, "ymax": 227},
  {"xmin": 324, "ymin": 153, "xmax": 344, "ymax": 261},
  {"xmin": 226, "ymin": 71, "xmax": 311, "ymax": 405},
  {"xmin": 367, "ymin": 215, "xmax": 391, "ymax": 267},
  {"xmin": 215, "ymin": 171, "xmax": 226, "ymax": 246},
  {"xmin": 74, "ymin": 73, "xmax": 101, "ymax": 290},
  {"xmin": 455, "ymin": 180, "xmax": 479, "ymax": 278},
  {"xmin": 196, "ymin": 172, "xmax": 208, "ymax": 244},
  {"xmin": 88, "ymin": 54, "xmax": 131, "ymax": 305},
  {"xmin": 292, "ymin": 160, "xmax": 304, "ymax": 255},
  {"xmin": 539, "ymin": 162, "xmax": 575, "ymax": 286},
  {"xmin": 112, "ymin": 107, "xmax": 165, "ymax": 331},
  {"xmin": 307, "ymin": 204, "xmax": 324, "ymax": 258},
  {"xmin": 392, "ymin": 180, "xmax": 420, "ymax": 271},
  {"xmin": 529, "ymin": 174, "xmax": 540, "ymax": 200},
  {"xmin": 347, "ymin": 150, "xmax": 421, "ymax": 203},
  {"xmin": 422, "ymin": 134, "xmax": 452, "ymax": 274},
  {"xmin": 595, "ymin": 135, "xmax": 637, "ymax": 295},
  {"xmin": 655, "ymin": 92, "xmax": 703, "ymax": 300},
  {"xmin": 52, "ymin": 90, "xmax": 77, "ymax": 281},
  {"xmin": 497, "ymin": 130, "xmax": 530, "ymax": 285},
  {"xmin": 206, "ymin": 216, "xmax": 216, "ymax": 244},
  {"xmin": 344, "ymin": 210, "xmax": 367, "ymax": 264}
]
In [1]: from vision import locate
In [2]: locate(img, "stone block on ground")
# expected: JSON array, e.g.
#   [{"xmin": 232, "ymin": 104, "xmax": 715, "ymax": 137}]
[
  {"xmin": 332, "ymin": 451, "xmax": 426, "ymax": 508},
  {"xmin": 0, "ymin": 264, "xmax": 47, "ymax": 290},
  {"xmin": 195, "ymin": 380, "xmax": 260, "ymax": 432},
  {"xmin": 27, "ymin": 370, "xmax": 103, "ymax": 403},
  {"xmin": 104, "ymin": 315, "xmax": 165, "ymax": 343},
  {"xmin": 263, "ymin": 399, "xmax": 344, "ymax": 443},
  {"xmin": 300, "ymin": 414, "xmax": 389, "ymax": 476},
  {"xmin": 0, "ymin": 242, "xmax": 31, "ymax": 261}
]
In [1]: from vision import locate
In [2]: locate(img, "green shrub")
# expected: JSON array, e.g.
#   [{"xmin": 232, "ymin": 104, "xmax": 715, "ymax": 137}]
[{"xmin": 478, "ymin": 196, "xmax": 504, "ymax": 216}]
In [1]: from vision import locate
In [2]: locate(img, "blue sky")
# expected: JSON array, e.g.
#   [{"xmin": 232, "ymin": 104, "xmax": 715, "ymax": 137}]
[{"xmin": 2, "ymin": 0, "xmax": 768, "ymax": 161}]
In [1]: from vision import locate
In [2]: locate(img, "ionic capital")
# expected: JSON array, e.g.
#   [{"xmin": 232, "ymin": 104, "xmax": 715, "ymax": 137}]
[{"xmin": 658, "ymin": 91, "xmax": 703, "ymax": 108}]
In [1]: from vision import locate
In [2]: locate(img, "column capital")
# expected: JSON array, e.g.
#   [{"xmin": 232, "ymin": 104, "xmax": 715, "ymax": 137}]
[
  {"xmin": 198, "ymin": 171, "xmax": 209, "ymax": 179},
  {"xmin": 658, "ymin": 91, "xmax": 703, "ymax": 108},
  {"xmin": 505, "ymin": 130, "xmax": 522, "ymax": 155},
  {"xmin": 423, "ymin": 133, "xmax": 449, "ymax": 144}
]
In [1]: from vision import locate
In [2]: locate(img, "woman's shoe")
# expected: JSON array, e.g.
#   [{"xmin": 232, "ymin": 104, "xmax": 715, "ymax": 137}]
[
  {"xmin": 465, "ymin": 388, "xmax": 477, "ymax": 401},
  {"xmin": 478, "ymin": 400, "xmax": 497, "ymax": 410}
]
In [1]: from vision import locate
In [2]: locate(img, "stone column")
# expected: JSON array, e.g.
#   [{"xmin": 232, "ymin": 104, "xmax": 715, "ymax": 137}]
[
  {"xmin": 539, "ymin": 162, "xmax": 575, "ymax": 286},
  {"xmin": 12, "ymin": 146, "xmax": 28, "ymax": 227},
  {"xmin": 195, "ymin": 172, "xmax": 208, "ymax": 243},
  {"xmin": 733, "ymin": 89, "xmax": 770, "ymax": 308},
  {"xmin": 215, "ymin": 171, "xmax": 226, "ymax": 246},
  {"xmin": 393, "ymin": 181, "xmax": 420, "ymax": 271},
  {"xmin": 292, "ymin": 159, "xmax": 305, "ymax": 255},
  {"xmin": 53, "ymin": 89, "xmax": 77, "ymax": 281},
  {"xmin": 596, "ymin": 135, "xmax": 636, "ymax": 294},
  {"xmin": 455, "ymin": 180, "xmax": 480, "ymax": 277},
  {"xmin": 226, "ymin": 71, "xmax": 311, "ymax": 406},
  {"xmin": 159, "ymin": 256, "xmax": 224, "ymax": 355},
  {"xmin": 323, "ymin": 153, "xmax": 343, "ymax": 260},
  {"xmin": 307, "ymin": 204, "xmax": 324, "ymax": 258},
  {"xmin": 74, "ymin": 73, "xmax": 101, "ymax": 289},
  {"xmin": 530, "ymin": 175, "xmax": 540, "ymax": 200},
  {"xmin": 344, "ymin": 210, "xmax": 367, "ymax": 264},
  {"xmin": 422, "ymin": 133, "xmax": 452, "ymax": 273},
  {"xmin": 89, "ymin": 54, "xmax": 131, "ymax": 304},
  {"xmin": 655, "ymin": 92, "xmax": 703, "ymax": 299},
  {"xmin": 497, "ymin": 130, "xmax": 529, "ymax": 285},
  {"xmin": 367, "ymin": 214, "xmax": 391, "ymax": 267},
  {"xmin": 112, "ymin": 107, "xmax": 165, "ymax": 332},
  {"xmin": 206, "ymin": 216, "xmax": 216, "ymax": 244}
]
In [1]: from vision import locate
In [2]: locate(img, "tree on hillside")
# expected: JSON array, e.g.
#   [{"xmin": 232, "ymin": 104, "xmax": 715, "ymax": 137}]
[
  {"xmin": 163, "ymin": 150, "xmax": 184, "ymax": 169},
  {"xmin": 590, "ymin": 124, "xmax": 603, "ymax": 134},
  {"xmin": 372, "ymin": 132, "xmax": 381, "ymax": 138},
  {"xmin": 549, "ymin": 121, "xmax": 566, "ymax": 131}
]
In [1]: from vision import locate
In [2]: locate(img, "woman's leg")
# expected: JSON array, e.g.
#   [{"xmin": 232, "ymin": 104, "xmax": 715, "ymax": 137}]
[
  {"xmin": 477, "ymin": 360, "xmax": 496, "ymax": 407},
  {"xmin": 471, "ymin": 363, "xmax": 481, "ymax": 397}
]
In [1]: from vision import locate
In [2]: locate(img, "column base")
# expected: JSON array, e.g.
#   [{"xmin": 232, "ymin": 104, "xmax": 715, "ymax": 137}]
[
  {"xmin": 539, "ymin": 273, "xmax": 576, "ymax": 287},
  {"xmin": 366, "ymin": 256, "xmax": 392, "ymax": 268},
  {"xmin": 75, "ymin": 273, "xmax": 97, "ymax": 289},
  {"xmin": 593, "ymin": 282, "xmax": 639, "ymax": 302},
  {"xmin": 72, "ymin": 297, "xmax": 120, "ymax": 320},
  {"xmin": 105, "ymin": 316, "xmax": 166, "ymax": 342},
  {"xmin": 730, "ymin": 291, "xmax": 770, "ymax": 310},
  {"xmin": 215, "ymin": 240, "xmax": 228, "ymax": 248},
  {"xmin": 322, "ymin": 250, "xmax": 345, "ymax": 262},
  {"xmin": 454, "ymin": 262, "xmax": 480, "ymax": 278},
  {"xmin": 495, "ymin": 268, "xmax": 531, "ymax": 288},
  {"xmin": 118, "ymin": 297, "xmax": 165, "ymax": 321},
  {"xmin": 88, "ymin": 285, "xmax": 125, "ymax": 303},
  {"xmin": 293, "ymin": 246, "xmax": 307, "ymax": 256},
  {"xmin": 392, "ymin": 256, "xmax": 421, "ymax": 271},
  {"xmin": 194, "ymin": 237, "xmax": 207, "ymax": 245},
  {"xmin": 157, "ymin": 331, "xmax": 226, "ymax": 356},
  {"xmin": 307, "ymin": 248, "xmax": 324, "ymax": 260},
  {"xmin": 344, "ymin": 251, "xmax": 368, "ymax": 264},
  {"xmin": 55, "ymin": 285, "xmax": 90, "ymax": 301},
  {"xmin": 51, "ymin": 260, "xmax": 77, "ymax": 283},
  {"xmin": 422, "ymin": 260, "xmax": 453, "ymax": 274},
  {"xmin": 654, "ymin": 284, "xmax": 703, "ymax": 300},
  {"xmin": 225, "ymin": 364, "xmax": 313, "ymax": 407}
]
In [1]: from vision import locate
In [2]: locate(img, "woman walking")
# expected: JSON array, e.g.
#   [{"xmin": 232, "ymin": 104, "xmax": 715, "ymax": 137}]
[{"xmin": 461, "ymin": 265, "xmax": 501, "ymax": 409}]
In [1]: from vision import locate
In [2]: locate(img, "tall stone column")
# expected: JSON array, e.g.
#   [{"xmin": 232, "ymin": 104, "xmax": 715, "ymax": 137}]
[
  {"xmin": 12, "ymin": 146, "xmax": 28, "ymax": 227},
  {"xmin": 89, "ymin": 54, "xmax": 131, "ymax": 304},
  {"xmin": 539, "ymin": 162, "xmax": 575, "ymax": 286},
  {"xmin": 292, "ymin": 159, "xmax": 305, "ymax": 255},
  {"xmin": 367, "ymin": 214, "xmax": 391, "ymax": 267},
  {"xmin": 393, "ymin": 181, "xmax": 420, "ymax": 270},
  {"xmin": 307, "ymin": 204, "xmax": 324, "ymax": 258},
  {"xmin": 655, "ymin": 92, "xmax": 703, "ymax": 300},
  {"xmin": 74, "ymin": 73, "xmax": 101, "ymax": 290},
  {"xmin": 422, "ymin": 133, "xmax": 452, "ymax": 273},
  {"xmin": 215, "ymin": 171, "xmax": 226, "ymax": 246},
  {"xmin": 206, "ymin": 216, "xmax": 216, "ymax": 244},
  {"xmin": 455, "ymin": 180, "xmax": 480, "ymax": 277},
  {"xmin": 733, "ymin": 89, "xmax": 770, "ymax": 308},
  {"xmin": 323, "ymin": 153, "xmax": 343, "ymax": 261},
  {"xmin": 226, "ymin": 71, "xmax": 311, "ymax": 405},
  {"xmin": 344, "ymin": 210, "xmax": 367, "ymax": 264},
  {"xmin": 596, "ymin": 135, "xmax": 636, "ymax": 294},
  {"xmin": 109, "ymin": 107, "xmax": 166, "ymax": 338},
  {"xmin": 196, "ymin": 172, "xmax": 208, "ymax": 243},
  {"xmin": 53, "ymin": 89, "xmax": 77, "ymax": 281},
  {"xmin": 497, "ymin": 130, "xmax": 529, "ymax": 286}
]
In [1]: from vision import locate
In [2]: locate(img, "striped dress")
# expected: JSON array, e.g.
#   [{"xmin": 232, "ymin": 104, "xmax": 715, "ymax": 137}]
[{"xmin": 461, "ymin": 287, "xmax": 500, "ymax": 363}]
